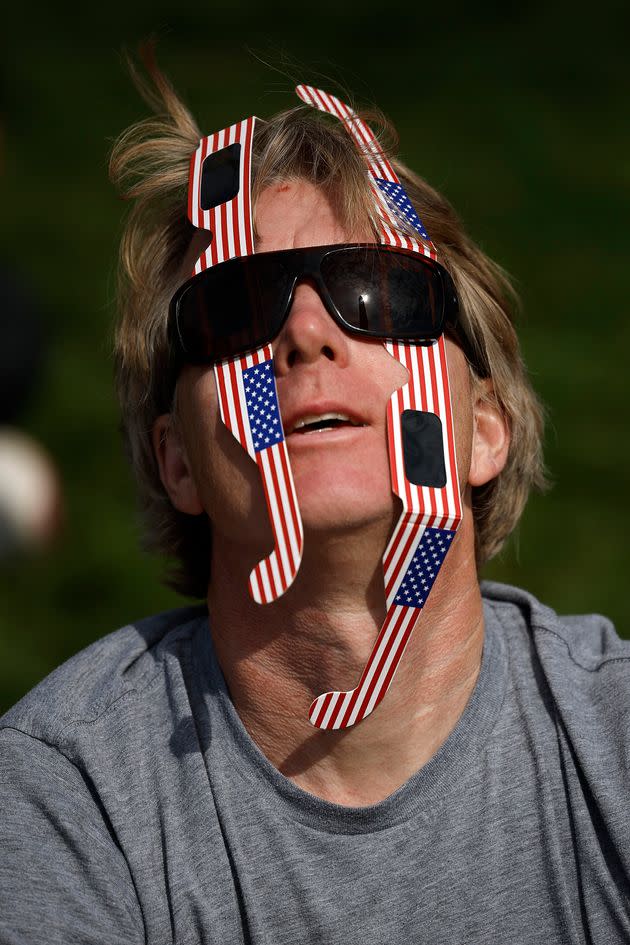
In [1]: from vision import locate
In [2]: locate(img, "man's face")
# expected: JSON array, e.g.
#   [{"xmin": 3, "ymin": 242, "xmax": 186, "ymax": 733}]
[{"xmin": 171, "ymin": 179, "xmax": 475, "ymax": 553}]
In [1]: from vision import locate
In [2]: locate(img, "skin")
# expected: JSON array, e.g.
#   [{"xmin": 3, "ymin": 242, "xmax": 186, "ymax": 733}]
[{"xmin": 154, "ymin": 179, "xmax": 510, "ymax": 807}]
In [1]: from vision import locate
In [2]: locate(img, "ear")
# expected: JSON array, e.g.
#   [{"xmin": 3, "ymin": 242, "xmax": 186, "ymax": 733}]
[
  {"xmin": 152, "ymin": 414, "xmax": 204, "ymax": 515},
  {"xmin": 468, "ymin": 379, "xmax": 510, "ymax": 488}
]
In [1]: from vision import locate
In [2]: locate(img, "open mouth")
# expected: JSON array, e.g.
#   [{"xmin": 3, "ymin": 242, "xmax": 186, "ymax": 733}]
[{"xmin": 289, "ymin": 413, "xmax": 366, "ymax": 435}]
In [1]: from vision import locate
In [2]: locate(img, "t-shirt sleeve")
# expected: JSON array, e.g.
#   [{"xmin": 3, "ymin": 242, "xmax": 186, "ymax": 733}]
[{"xmin": 0, "ymin": 726, "xmax": 145, "ymax": 945}]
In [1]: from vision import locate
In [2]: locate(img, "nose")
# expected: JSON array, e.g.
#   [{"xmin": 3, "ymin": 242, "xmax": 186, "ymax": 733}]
[{"xmin": 272, "ymin": 278, "xmax": 351, "ymax": 373}]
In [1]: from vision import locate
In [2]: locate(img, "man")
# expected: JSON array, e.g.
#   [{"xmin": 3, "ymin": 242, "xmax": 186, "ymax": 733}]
[{"xmin": 1, "ymin": 63, "xmax": 629, "ymax": 945}]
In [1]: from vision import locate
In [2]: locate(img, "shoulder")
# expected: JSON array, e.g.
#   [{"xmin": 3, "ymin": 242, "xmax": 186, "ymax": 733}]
[
  {"xmin": 481, "ymin": 579, "xmax": 629, "ymax": 669},
  {"xmin": 0, "ymin": 603, "xmax": 208, "ymax": 748},
  {"xmin": 481, "ymin": 580, "xmax": 630, "ymax": 753}
]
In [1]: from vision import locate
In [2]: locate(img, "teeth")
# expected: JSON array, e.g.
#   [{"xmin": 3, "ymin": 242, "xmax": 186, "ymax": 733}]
[{"xmin": 293, "ymin": 412, "xmax": 353, "ymax": 431}]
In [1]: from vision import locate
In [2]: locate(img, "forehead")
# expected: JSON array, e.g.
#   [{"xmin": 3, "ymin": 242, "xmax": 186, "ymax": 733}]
[{"xmin": 254, "ymin": 179, "xmax": 373, "ymax": 254}]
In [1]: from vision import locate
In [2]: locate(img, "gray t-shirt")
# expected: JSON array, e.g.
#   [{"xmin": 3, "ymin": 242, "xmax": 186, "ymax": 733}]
[{"xmin": 1, "ymin": 581, "xmax": 629, "ymax": 944}]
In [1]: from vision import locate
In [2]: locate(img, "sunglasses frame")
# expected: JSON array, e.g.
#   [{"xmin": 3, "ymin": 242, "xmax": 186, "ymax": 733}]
[{"xmin": 169, "ymin": 242, "xmax": 486, "ymax": 375}]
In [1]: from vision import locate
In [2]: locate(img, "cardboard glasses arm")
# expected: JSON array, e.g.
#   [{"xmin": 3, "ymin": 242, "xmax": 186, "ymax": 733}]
[
  {"xmin": 297, "ymin": 86, "xmax": 463, "ymax": 730},
  {"xmin": 187, "ymin": 120, "xmax": 304, "ymax": 604}
]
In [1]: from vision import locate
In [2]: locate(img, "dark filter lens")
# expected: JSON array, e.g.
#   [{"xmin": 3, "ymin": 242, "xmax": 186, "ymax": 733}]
[{"xmin": 200, "ymin": 144, "xmax": 242, "ymax": 210}]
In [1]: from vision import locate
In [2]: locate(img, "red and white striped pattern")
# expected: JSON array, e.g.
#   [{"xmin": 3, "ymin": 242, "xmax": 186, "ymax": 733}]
[
  {"xmin": 383, "ymin": 337, "xmax": 461, "ymax": 605},
  {"xmin": 308, "ymin": 336, "xmax": 461, "ymax": 729},
  {"xmin": 214, "ymin": 344, "xmax": 303, "ymax": 604},
  {"xmin": 188, "ymin": 120, "xmax": 304, "ymax": 602},
  {"xmin": 296, "ymin": 85, "xmax": 396, "ymax": 184},
  {"xmin": 296, "ymin": 84, "xmax": 436, "ymax": 260},
  {"xmin": 298, "ymin": 86, "xmax": 463, "ymax": 729},
  {"xmin": 309, "ymin": 604, "xmax": 419, "ymax": 729},
  {"xmin": 188, "ymin": 118, "xmax": 256, "ymax": 268}
]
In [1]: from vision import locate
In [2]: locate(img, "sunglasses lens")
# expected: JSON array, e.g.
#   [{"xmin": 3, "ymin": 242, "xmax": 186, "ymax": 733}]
[
  {"xmin": 321, "ymin": 248, "xmax": 444, "ymax": 338},
  {"xmin": 172, "ymin": 244, "xmax": 456, "ymax": 365},
  {"xmin": 175, "ymin": 256, "xmax": 291, "ymax": 361}
]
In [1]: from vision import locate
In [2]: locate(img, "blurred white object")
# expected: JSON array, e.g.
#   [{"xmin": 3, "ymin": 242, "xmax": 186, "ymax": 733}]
[{"xmin": 0, "ymin": 428, "xmax": 62, "ymax": 556}]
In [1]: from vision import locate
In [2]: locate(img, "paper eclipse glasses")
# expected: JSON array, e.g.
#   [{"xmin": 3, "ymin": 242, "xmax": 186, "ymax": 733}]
[{"xmin": 169, "ymin": 86, "xmax": 464, "ymax": 730}]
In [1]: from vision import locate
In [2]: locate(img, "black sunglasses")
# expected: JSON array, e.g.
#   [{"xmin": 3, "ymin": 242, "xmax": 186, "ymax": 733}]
[{"xmin": 169, "ymin": 242, "xmax": 483, "ymax": 372}]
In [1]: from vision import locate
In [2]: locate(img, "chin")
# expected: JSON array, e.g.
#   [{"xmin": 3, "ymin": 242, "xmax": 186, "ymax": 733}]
[
  {"xmin": 297, "ymin": 483, "xmax": 396, "ymax": 536},
  {"xmin": 291, "ymin": 448, "xmax": 392, "ymax": 524}
]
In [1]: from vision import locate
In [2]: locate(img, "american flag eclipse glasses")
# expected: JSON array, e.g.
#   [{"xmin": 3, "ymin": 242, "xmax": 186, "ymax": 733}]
[{"xmin": 169, "ymin": 243, "xmax": 474, "ymax": 366}]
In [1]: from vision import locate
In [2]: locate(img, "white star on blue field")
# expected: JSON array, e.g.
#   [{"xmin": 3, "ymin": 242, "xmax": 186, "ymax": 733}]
[
  {"xmin": 243, "ymin": 360, "xmax": 284, "ymax": 453},
  {"xmin": 375, "ymin": 178, "xmax": 430, "ymax": 240},
  {"xmin": 394, "ymin": 527, "xmax": 454, "ymax": 608}
]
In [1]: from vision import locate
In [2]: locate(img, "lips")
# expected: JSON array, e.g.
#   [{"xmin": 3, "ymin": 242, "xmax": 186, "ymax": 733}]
[{"xmin": 283, "ymin": 405, "xmax": 368, "ymax": 436}]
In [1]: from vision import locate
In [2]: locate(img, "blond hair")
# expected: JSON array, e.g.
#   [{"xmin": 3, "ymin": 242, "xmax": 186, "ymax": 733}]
[{"xmin": 110, "ymin": 57, "xmax": 546, "ymax": 597}]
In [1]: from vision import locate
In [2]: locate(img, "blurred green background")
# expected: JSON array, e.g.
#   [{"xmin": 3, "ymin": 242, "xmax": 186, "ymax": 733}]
[{"xmin": 1, "ymin": 1, "xmax": 629, "ymax": 713}]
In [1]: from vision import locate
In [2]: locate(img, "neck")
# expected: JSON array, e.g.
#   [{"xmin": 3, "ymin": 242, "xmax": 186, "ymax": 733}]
[{"xmin": 207, "ymin": 506, "xmax": 484, "ymax": 807}]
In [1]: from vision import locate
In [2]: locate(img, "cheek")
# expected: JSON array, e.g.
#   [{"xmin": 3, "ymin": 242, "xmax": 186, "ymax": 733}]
[{"xmin": 177, "ymin": 370, "xmax": 269, "ymax": 541}]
